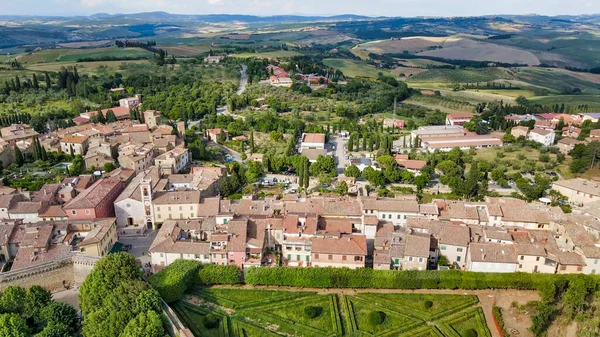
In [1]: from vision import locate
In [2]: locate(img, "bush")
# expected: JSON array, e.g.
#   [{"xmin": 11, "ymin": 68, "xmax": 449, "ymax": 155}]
[
  {"xmin": 148, "ymin": 260, "xmax": 201, "ymax": 303},
  {"xmin": 368, "ymin": 311, "xmax": 385, "ymax": 326},
  {"xmin": 424, "ymin": 300, "xmax": 433, "ymax": 309},
  {"xmin": 303, "ymin": 306, "xmax": 322, "ymax": 319},
  {"xmin": 462, "ymin": 328, "xmax": 477, "ymax": 337},
  {"xmin": 245, "ymin": 267, "xmax": 600, "ymax": 291},
  {"xmin": 196, "ymin": 264, "xmax": 241, "ymax": 285},
  {"xmin": 202, "ymin": 314, "xmax": 219, "ymax": 329}
]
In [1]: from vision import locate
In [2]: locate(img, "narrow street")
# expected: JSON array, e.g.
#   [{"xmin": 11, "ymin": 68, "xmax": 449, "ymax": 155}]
[{"xmin": 331, "ymin": 135, "xmax": 348, "ymax": 175}]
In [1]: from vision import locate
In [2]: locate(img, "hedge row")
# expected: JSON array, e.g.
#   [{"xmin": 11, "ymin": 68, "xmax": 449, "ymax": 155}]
[
  {"xmin": 149, "ymin": 260, "xmax": 201, "ymax": 303},
  {"xmin": 245, "ymin": 267, "xmax": 600, "ymax": 290},
  {"xmin": 195, "ymin": 264, "xmax": 241, "ymax": 285}
]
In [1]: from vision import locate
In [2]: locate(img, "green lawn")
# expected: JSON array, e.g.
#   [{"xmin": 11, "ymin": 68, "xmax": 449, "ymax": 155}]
[
  {"xmin": 323, "ymin": 58, "xmax": 392, "ymax": 78},
  {"xmin": 16, "ymin": 47, "xmax": 152, "ymax": 64},
  {"xmin": 530, "ymin": 94, "xmax": 600, "ymax": 111},
  {"xmin": 514, "ymin": 68, "xmax": 600, "ymax": 94},
  {"xmin": 174, "ymin": 287, "xmax": 493, "ymax": 337}
]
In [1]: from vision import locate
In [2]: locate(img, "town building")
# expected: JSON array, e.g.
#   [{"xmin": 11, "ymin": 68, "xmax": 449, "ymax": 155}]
[
  {"xmin": 552, "ymin": 179, "xmax": 600, "ymax": 206},
  {"xmin": 60, "ymin": 135, "xmax": 89, "ymax": 156},
  {"xmin": 528, "ymin": 128, "xmax": 556, "ymax": 146},
  {"xmin": 118, "ymin": 143, "xmax": 154, "ymax": 174},
  {"xmin": 155, "ymin": 147, "xmax": 190, "ymax": 174},
  {"xmin": 446, "ymin": 113, "xmax": 473, "ymax": 126},
  {"xmin": 77, "ymin": 218, "xmax": 118, "ymax": 257},
  {"xmin": 510, "ymin": 126, "xmax": 529, "ymax": 139},
  {"xmin": 119, "ymin": 94, "xmax": 142, "ymax": 109},
  {"xmin": 62, "ymin": 177, "xmax": 125, "ymax": 219},
  {"xmin": 207, "ymin": 128, "xmax": 229, "ymax": 143},
  {"xmin": 0, "ymin": 124, "xmax": 38, "ymax": 143},
  {"xmin": 143, "ymin": 110, "xmax": 161, "ymax": 129},
  {"xmin": 204, "ymin": 55, "xmax": 225, "ymax": 64},
  {"xmin": 467, "ymin": 243, "xmax": 518, "ymax": 273},
  {"xmin": 420, "ymin": 135, "xmax": 503, "ymax": 152},
  {"xmin": 300, "ymin": 133, "xmax": 326, "ymax": 150},
  {"xmin": 557, "ymin": 138, "xmax": 586, "ymax": 155},
  {"xmin": 311, "ymin": 235, "xmax": 367, "ymax": 269}
]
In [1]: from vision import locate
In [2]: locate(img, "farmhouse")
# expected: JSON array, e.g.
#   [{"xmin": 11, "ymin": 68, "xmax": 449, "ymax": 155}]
[
  {"xmin": 528, "ymin": 128, "xmax": 555, "ymax": 146},
  {"xmin": 445, "ymin": 112, "xmax": 473, "ymax": 126},
  {"xmin": 300, "ymin": 133, "xmax": 326, "ymax": 150},
  {"xmin": 421, "ymin": 135, "xmax": 503, "ymax": 152}
]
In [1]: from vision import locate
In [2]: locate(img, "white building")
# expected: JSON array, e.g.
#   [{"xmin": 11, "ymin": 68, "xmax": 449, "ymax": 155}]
[
  {"xmin": 114, "ymin": 168, "xmax": 161, "ymax": 228},
  {"xmin": 552, "ymin": 178, "xmax": 600, "ymax": 206},
  {"xmin": 528, "ymin": 128, "xmax": 555, "ymax": 146},
  {"xmin": 360, "ymin": 197, "xmax": 420, "ymax": 227},
  {"xmin": 155, "ymin": 147, "xmax": 190, "ymax": 174},
  {"xmin": 300, "ymin": 133, "xmax": 326, "ymax": 150},
  {"xmin": 149, "ymin": 219, "xmax": 211, "ymax": 271},
  {"xmin": 119, "ymin": 95, "xmax": 142, "ymax": 109},
  {"xmin": 438, "ymin": 225, "xmax": 470, "ymax": 269},
  {"xmin": 467, "ymin": 243, "xmax": 518, "ymax": 273}
]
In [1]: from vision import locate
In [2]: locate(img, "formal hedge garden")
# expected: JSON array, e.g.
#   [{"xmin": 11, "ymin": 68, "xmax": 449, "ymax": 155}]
[{"xmin": 172, "ymin": 287, "xmax": 490, "ymax": 337}]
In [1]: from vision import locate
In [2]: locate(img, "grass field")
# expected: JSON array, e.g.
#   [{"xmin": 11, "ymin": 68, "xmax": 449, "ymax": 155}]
[
  {"xmin": 408, "ymin": 68, "xmax": 511, "ymax": 83},
  {"xmin": 471, "ymin": 145, "xmax": 571, "ymax": 178},
  {"xmin": 231, "ymin": 50, "xmax": 301, "ymax": 59},
  {"xmin": 404, "ymin": 95, "xmax": 474, "ymax": 114},
  {"xmin": 323, "ymin": 58, "xmax": 391, "ymax": 78},
  {"xmin": 397, "ymin": 58, "xmax": 452, "ymax": 68},
  {"xmin": 175, "ymin": 287, "xmax": 491, "ymax": 337},
  {"xmin": 16, "ymin": 47, "xmax": 153, "ymax": 64},
  {"xmin": 514, "ymin": 68, "xmax": 600, "ymax": 94},
  {"xmin": 530, "ymin": 95, "xmax": 600, "ymax": 111}
]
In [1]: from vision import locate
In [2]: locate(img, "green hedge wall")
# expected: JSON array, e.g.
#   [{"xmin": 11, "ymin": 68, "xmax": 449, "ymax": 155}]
[
  {"xmin": 196, "ymin": 264, "xmax": 241, "ymax": 285},
  {"xmin": 149, "ymin": 260, "xmax": 201, "ymax": 303},
  {"xmin": 244, "ymin": 267, "xmax": 600, "ymax": 290}
]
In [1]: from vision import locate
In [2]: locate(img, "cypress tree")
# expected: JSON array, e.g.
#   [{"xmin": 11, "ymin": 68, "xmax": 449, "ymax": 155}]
[
  {"xmin": 14, "ymin": 145, "xmax": 24, "ymax": 167},
  {"xmin": 106, "ymin": 109, "xmax": 117, "ymax": 123},
  {"xmin": 249, "ymin": 131, "xmax": 255, "ymax": 154},
  {"xmin": 97, "ymin": 109, "xmax": 106, "ymax": 124},
  {"xmin": 303, "ymin": 159, "xmax": 309, "ymax": 189},
  {"xmin": 14, "ymin": 76, "xmax": 21, "ymax": 91},
  {"xmin": 41, "ymin": 145, "xmax": 48, "ymax": 161},
  {"xmin": 32, "ymin": 74, "xmax": 39, "ymax": 89},
  {"xmin": 44, "ymin": 72, "xmax": 51, "ymax": 89}
]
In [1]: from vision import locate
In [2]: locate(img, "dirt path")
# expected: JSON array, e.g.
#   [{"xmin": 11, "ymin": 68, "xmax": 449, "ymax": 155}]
[
  {"xmin": 494, "ymin": 290, "xmax": 540, "ymax": 337},
  {"xmin": 209, "ymin": 285, "xmax": 540, "ymax": 336}
]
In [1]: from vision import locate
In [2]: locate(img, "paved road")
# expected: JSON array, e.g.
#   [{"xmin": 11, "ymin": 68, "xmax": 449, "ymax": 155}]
[
  {"xmin": 210, "ymin": 141, "xmax": 243, "ymax": 162},
  {"xmin": 118, "ymin": 230, "xmax": 158, "ymax": 265},
  {"xmin": 331, "ymin": 136, "xmax": 348, "ymax": 175}
]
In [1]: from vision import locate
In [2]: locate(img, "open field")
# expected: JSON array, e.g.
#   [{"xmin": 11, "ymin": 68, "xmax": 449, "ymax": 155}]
[
  {"xmin": 175, "ymin": 287, "xmax": 492, "ymax": 337},
  {"xmin": 391, "ymin": 67, "xmax": 428, "ymax": 78},
  {"xmin": 396, "ymin": 58, "xmax": 452, "ymax": 68},
  {"xmin": 405, "ymin": 95, "xmax": 474, "ymax": 114},
  {"xmin": 529, "ymin": 95, "xmax": 600, "ymax": 111},
  {"xmin": 417, "ymin": 37, "xmax": 541, "ymax": 65},
  {"xmin": 230, "ymin": 50, "xmax": 301, "ymax": 59},
  {"xmin": 513, "ymin": 67, "xmax": 600, "ymax": 94},
  {"xmin": 356, "ymin": 37, "xmax": 447, "ymax": 54},
  {"xmin": 16, "ymin": 47, "xmax": 153, "ymax": 64},
  {"xmin": 408, "ymin": 68, "xmax": 511, "ymax": 83},
  {"xmin": 471, "ymin": 146, "xmax": 571, "ymax": 178},
  {"xmin": 463, "ymin": 88, "xmax": 538, "ymax": 98},
  {"xmin": 323, "ymin": 58, "xmax": 391, "ymax": 78},
  {"xmin": 161, "ymin": 45, "xmax": 211, "ymax": 57}
]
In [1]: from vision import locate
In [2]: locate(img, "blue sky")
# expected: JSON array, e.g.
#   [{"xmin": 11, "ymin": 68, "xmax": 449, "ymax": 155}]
[{"xmin": 3, "ymin": 0, "xmax": 600, "ymax": 17}]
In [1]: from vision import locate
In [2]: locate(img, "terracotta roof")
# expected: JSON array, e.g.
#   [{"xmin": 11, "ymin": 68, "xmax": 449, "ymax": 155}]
[
  {"xmin": 9, "ymin": 201, "xmax": 45, "ymax": 214},
  {"xmin": 484, "ymin": 229, "xmax": 513, "ymax": 242},
  {"xmin": 361, "ymin": 197, "xmax": 420, "ymax": 213},
  {"xmin": 11, "ymin": 244, "xmax": 72, "ymax": 271},
  {"xmin": 63, "ymin": 177, "xmax": 123, "ymax": 209},
  {"xmin": 60, "ymin": 134, "xmax": 88, "ymax": 144},
  {"xmin": 579, "ymin": 246, "xmax": 600, "ymax": 259},
  {"xmin": 439, "ymin": 225, "xmax": 470, "ymax": 247},
  {"xmin": 555, "ymin": 251, "xmax": 585, "ymax": 266},
  {"xmin": 152, "ymin": 190, "xmax": 201, "ymax": 205},
  {"xmin": 301, "ymin": 133, "xmax": 325, "ymax": 144},
  {"xmin": 396, "ymin": 159, "xmax": 427, "ymax": 170},
  {"xmin": 591, "ymin": 129, "xmax": 600, "ymax": 136},
  {"xmin": 530, "ymin": 128, "xmax": 554, "ymax": 136},
  {"xmin": 0, "ymin": 194, "xmax": 23, "ymax": 209},
  {"xmin": 403, "ymin": 234, "xmax": 431, "ymax": 258},
  {"xmin": 40, "ymin": 205, "xmax": 67, "ymax": 218},
  {"xmin": 311, "ymin": 235, "xmax": 367, "ymax": 255},
  {"xmin": 558, "ymin": 138, "xmax": 585, "ymax": 145},
  {"xmin": 514, "ymin": 243, "xmax": 547, "ymax": 257},
  {"xmin": 553, "ymin": 179, "xmax": 600, "ymax": 197},
  {"xmin": 469, "ymin": 243, "xmax": 517, "ymax": 263},
  {"xmin": 447, "ymin": 112, "xmax": 474, "ymax": 119},
  {"xmin": 79, "ymin": 220, "xmax": 115, "ymax": 246}
]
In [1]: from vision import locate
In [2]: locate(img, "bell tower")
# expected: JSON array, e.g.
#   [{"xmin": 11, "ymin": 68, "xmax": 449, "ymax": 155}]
[{"xmin": 140, "ymin": 178, "xmax": 154, "ymax": 229}]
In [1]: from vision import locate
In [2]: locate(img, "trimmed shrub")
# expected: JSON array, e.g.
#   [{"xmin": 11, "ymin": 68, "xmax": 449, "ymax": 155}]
[
  {"xmin": 244, "ymin": 267, "xmax": 599, "ymax": 291},
  {"xmin": 196, "ymin": 264, "xmax": 241, "ymax": 285},
  {"xmin": 202, "ymin": 314, "xmax": 219, "ymax": 329},
  {"xmin": 148, "ymin": 260, "xmax": 201, "ymax": 303},
  {"xmin": 424, "ymin": 300, "xmax": 433, "ymax": 309},
  {"xmin": 303, "ymin": 306, "xmax": 322, "ymax": 319},
  {"xmin": 462, "ymin": 328, "xmax": 477, "ymax": 337},
  {"xmin": 367, "ymin": 311, "xmax": 385, "ymax": 326}
]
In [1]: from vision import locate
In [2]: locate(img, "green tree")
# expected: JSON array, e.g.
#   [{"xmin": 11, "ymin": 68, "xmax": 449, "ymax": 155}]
[
  {"xmin": 32, "ymin": 73, "xmax": 39, "ymax": 89},
  {"xmin": 516, "ymin": 95, "xmax": 529, "ymax": 106},
  {"xmin": 0, "ymin": 285, "xmax": 26, "ymax": 314},
  {"xmin": 309, "ymin": 155, "xmax": 336, "ymax": 178},
  {"xmin": 106, "ymin": 109, "xmax": 117, "ymax": 123},
  {"xmin": 120, "ymin": 310, "xmax": 166, "ymax": 337},
  {"xmin": 97, "ymin": 109, "xmax": 106, "ymax": 124},
  {"xmin": 337, "ymin": 181, "xmax": 348, "ymax": 195},
  {"xmin": 40, "ymin": 302, "xmax": 80, "ymax": 333},
  {"xmin": 414, "ymin": 172, "xmax": 430, "ymax": 191},
  {"xmin": 303, "ymin": 159, "xmax": 309, "ymax": 189},
  {"xmin": 37, "ymin": 322, "xmax": 72, "ymax": 337},
  {"xmin": 0, "ymin": 313, "xmax": 29, "ymax": 337},
  {"xmin": 70, "ymin": 155, "xmax": 84, "ymax": 176},
  {"xmin": 104, "ymin": 162, "xmax": 117, "ymax": 172},
  {"xmin": 24, "ymin": 285, "xmax": 52, "ymax": 319},
  {"xmin": 249, "ymin": 131, "xmax": 255, "ymax": 154},
  {"xmin": 344, "ymin": 165, "xmax": 361, "ymax": 178},
  {"xmin": 44, "ymin": 72, "xmax": 51, "ymax": 89},
  {"xmin": 13, "ymin": 145, "xmax": 24, "ymax": 167}
]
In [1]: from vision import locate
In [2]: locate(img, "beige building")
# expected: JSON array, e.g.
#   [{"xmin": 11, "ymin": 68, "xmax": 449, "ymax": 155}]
[
  {"xmin": 118, "ymin": 143, "xmax": 154, "ymax": 174},
  {"xmin": 552, "ymin": 179, "xmax": 600, "ymax": 206},
  {"xmin": 438, "ymin": 225, "xmax": 470, "ymax": 269},
  {"xmin": 514, "ymin": 244, "xmax": 557, "ymax": 273},
  {"xmin": 311, "ymin": 235, "xmax": 367, "ymax": 269},
  {"xmin": 143, "ymin": 110, "xmax": 161, "ymax": 129},
  {"xmin": 510, "ymin": 126, "xmax": 529, "ymax": 139},
  {"xmin": 60, "ymin": 135, "xmax": 89, "ymax": 156},
  {"xmin": 155, "ymin": 147, "xmax": 190, "ymax": 174},
  {"xmin": 78, "ymin": 219, "xmax": 118, "ymax": 257},
  {"xmin": 557, "ymin": 138, "xmax": 585, "ymax": 155},
  {"xmin": 152, "ymin": 190, "xmax": 201, "ymax": 223}
]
